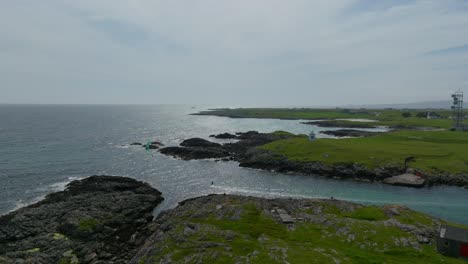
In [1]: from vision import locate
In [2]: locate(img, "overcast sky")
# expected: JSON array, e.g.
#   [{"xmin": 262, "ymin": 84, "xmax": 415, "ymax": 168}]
[{"xmin": 2, "ymin": 0, "xmax": 468, "ymax": 106}]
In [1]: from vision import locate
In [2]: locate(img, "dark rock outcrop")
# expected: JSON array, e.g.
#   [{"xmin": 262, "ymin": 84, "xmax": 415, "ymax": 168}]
[
  {"xmin": 389, "ymin": 125, "xmax": 442, "ymax": 131},
  {"xmin": 0, "ymin": 176, "xmax": 163, "ymax": 264},
  {"xmin": 150, "ymin": 141, "xmax": 165, "ymax": 147},
  {"xmin": 159, "ymin": 131, "xmax": 294, "ymax": 161},
  {"xmin": 180, "ymin": 138, "xmax": 222, "ymax": 148},
  {"xmin": 238, "ymin": 149, "xmax": 468, "ymax": 188},
  {"xmin": 320, "ymin": 129, "xmax": 381, "ymax": 138},
  {"xmin": 141, "ymin": 141, "xmax": 165, "ymax": 150},
  {"xmin": 146, "ymin": 144, "xmax": 159, "ymax": 150},
  {"xmin": 209, "ymin": 133, "xmax": 238, "ymax": 139},
  {"xmin": 237, "ymin": 148, "xmax": 402, "ymax": 180},
  {"xmin": 159, "ymin": 146, "xmax": 230, "ymax": 160},
  {"xmin": 302, "ymin": 121, "xmax": 376, "ymax": 128}
]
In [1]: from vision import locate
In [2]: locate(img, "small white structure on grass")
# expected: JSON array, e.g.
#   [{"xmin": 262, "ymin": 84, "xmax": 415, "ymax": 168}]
[{"xmin": 308, "ymin": 131, "xmax": 316, "ymax": 141}]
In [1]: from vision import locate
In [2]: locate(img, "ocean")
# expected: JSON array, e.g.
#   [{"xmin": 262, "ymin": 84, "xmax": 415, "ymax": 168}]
[{"xmin": 0, "ymin": 104, "xmax": 467, "ymax": 224}]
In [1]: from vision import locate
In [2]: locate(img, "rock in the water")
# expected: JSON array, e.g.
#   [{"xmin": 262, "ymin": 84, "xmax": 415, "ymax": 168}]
[
  {"xmin": 145, "ymin": 144, "xmax": 160, "ymax": 149},
  {"xmin": 210, "ymin": 133, "xmax": 238, "ymax": 139},
  {"xmin": 383, "ymin": 174, "xmax": 425, "ymax": 187},
  {"xmin": 235, "ymin": 131, "xmax": 261, "ymax": 139},
  {"xmin": 159, "ymin": 131, "xmax": 295, "ymax": 162},
  {"xmin": 130, "ymin": 142, "xmax": 143, "ymax": 146},
  {"xmin": 0, "ymin": 176, "xmax": 164, "ymax": 264},
  {"xmin": 150, "ymin": 141, "xmax": 164, "ymax": 146},
  {"xmin": 159, "ymin": 146, "xmax": 229, "ymax": 160},
  {"xmin": 141, "ymin": 141, "xmax": 165, "ymax": 149},
  {"xmin": 180, "ymin": 138, "xmax": 222, "ymax": 148}
]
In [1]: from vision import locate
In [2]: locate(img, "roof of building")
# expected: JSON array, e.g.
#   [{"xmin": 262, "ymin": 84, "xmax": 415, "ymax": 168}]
[{"xmin": 440, "ymin": 225, "xmax": 468, "ymax": 243}]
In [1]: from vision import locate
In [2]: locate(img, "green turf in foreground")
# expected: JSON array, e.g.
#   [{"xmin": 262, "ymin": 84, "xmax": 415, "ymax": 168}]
[
  {"xmin": 146, "ymin": 201, "xmax": 465, "ymax": 264},
  {"xmin": 261, "ymin": 130, "xmax": 468, "ymax": 174}
]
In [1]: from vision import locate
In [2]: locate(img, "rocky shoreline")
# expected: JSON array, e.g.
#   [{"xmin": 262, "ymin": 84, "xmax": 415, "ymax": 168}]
[
  {"xmin": 320, "ymin": 129, "xmax": 381, "ymax": 137},
  {"xmin": 158, "ymin": 131, "xmax": 468, "ymax": 188},
  {"xmin": 0, "ymin": 176, "xmax": 163, "ymax": 264},
  {"xmin": 130, "ymin": 194, "xmax": 457, "ymax": 263},
  {"xmin": 0, "ymin": 177, "xmax": 464, "ymax": 263},
  {"xmin": 301, "ymin": 121, "xmax": 377, "ymax": 128}
]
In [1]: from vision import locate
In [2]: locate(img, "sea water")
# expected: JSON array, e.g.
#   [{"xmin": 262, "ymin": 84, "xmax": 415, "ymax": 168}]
[{"xmin": 0, "ymin": 105, "xmax": 466, "ymax": 224}]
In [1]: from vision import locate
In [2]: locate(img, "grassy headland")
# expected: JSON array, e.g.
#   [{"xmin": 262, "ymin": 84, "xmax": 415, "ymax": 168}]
[
  {"xmin": 135, "ymin": 195, "xmax": 467, "ymax": 264},
  {"xmin": 194, "ymin": 108, "xmax": 467, "ymax": 182},
  {"xmin": 261, "ymin": 130, "xmax": 468, "ymax": 174}
]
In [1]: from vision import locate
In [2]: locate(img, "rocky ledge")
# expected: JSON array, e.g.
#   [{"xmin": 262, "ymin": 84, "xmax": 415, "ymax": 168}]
[
  {"xmin": 320, "ymin": 129, "xmax": 381, "ymax": 138},
  {"xmin": 209, "ymin": 133, "xmax": 238, "ymax": 139},
  {"xmin": 383, "ymin": 173, "xmax": 426, "ymax": 188},
  {"xmin": 129, "ymin": 194, "xmax": 452, "ymax": 263},
  {"xmin": 0, "ymin": 176, "xmax": 163, "ymax": 264},
  {"xmin": 158, "ymin": 131, "xmax": 468, "ymax": 188},
  {"xmin": 0, "ymin": 183, "xmax": 464, "ymax": 263},
  {"xmin": 301, "ymin": 121, "xmax": 377, "ymax": 128},
  {"xmin": 159, "ymin": 131, "xmax": 293, "ymax": 161}
]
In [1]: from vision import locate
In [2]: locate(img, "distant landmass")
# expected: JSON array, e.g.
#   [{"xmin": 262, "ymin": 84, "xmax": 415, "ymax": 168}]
[{"xmin": 343, "ymin": 100, "xmax": 467, "ymax": 109}]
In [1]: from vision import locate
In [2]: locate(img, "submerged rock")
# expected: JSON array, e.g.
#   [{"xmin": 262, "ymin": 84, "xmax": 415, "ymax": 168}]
[{"xmin": 0, "ymin": 176, "xmax": 163, "ymax": 264}]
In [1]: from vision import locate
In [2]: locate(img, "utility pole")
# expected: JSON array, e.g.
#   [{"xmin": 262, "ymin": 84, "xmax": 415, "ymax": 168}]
[{"xmin": 451, "ymin": 90, "xmax": 464, "ymax": 131}]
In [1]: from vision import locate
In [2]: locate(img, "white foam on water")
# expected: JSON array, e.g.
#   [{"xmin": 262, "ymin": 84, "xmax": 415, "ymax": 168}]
[
  {"xmin": 210, "ymin": 185, "xmax": 462, "ymax": 209},
  {"xmin": 210, "ymin": 185, "xmax": 329, "ymax": 200},
  {"xmin": 5, "ymin": 176, "xmax": 85, "ymax": 214}
]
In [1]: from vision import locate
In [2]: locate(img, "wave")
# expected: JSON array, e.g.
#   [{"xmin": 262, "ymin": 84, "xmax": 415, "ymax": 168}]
[{"xmin": 5, "ymin": 176, "xmax": 85, "ymax": 215}]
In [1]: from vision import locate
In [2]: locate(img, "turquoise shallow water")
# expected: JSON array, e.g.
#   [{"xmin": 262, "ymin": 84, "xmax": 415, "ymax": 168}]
[{"xmin": 0, "ymin": 105, "xmax": 467, "ymax": 224}]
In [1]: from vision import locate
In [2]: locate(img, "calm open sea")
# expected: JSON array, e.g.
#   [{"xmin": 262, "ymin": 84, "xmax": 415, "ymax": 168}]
[{"xmin": 0, "ymin": 105, "xmax": 467, "ymax": 223}]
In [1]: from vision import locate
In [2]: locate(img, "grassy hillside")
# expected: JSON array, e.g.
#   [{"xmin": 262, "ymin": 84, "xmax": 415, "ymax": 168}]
[
  {"xmin": 261, "ymin": 130, "xmax": 468, "ymax": 174},
  {"xmin": 135, "ymin": 195, "xmax": 466, "ymax": 264}
]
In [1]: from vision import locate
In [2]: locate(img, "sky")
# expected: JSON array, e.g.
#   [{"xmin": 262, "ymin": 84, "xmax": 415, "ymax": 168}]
[{"xmin": 1, "ymin": 0, "xmax": 468, "ymax": 106}]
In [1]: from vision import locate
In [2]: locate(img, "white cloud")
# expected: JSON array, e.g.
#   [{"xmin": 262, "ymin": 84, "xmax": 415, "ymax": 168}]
[{"xmin": 1, "ymin": 0, "xmax": 468, "ymax": 105}]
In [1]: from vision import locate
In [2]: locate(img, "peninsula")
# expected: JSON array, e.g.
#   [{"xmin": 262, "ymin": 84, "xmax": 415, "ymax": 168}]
[{"xmin": 183, "ymin": 108, "xmax": 468, "ymax": 188}]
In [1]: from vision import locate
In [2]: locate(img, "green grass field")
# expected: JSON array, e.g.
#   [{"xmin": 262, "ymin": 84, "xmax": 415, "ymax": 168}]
[
  {"xmin": 143, "ymin": 198, "xmax": 467, "ymax": 264},
  {"xmin": 261, "ymin": 130, "xmax": 468, "ymax": 173}
]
